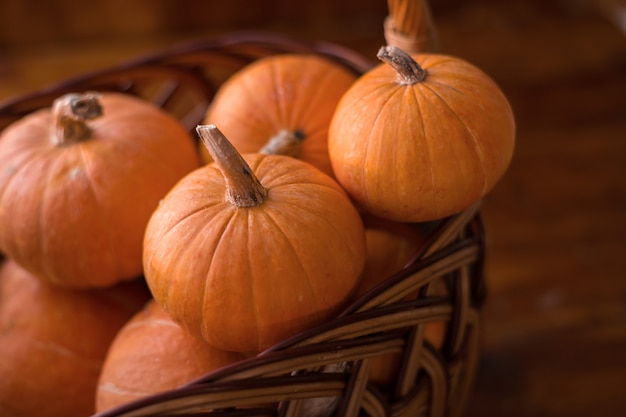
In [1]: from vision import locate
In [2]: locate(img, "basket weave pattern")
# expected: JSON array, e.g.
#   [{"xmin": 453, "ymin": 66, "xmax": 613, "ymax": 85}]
[{"xmin": 0, "ymin": 32, "xmax": 486, "ymax": 417}]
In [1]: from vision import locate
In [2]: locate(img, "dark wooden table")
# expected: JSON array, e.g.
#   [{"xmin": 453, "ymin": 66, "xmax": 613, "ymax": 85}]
[{"xmin": 1, "ymin": 1, "xmax": 625, "ymax": 416}]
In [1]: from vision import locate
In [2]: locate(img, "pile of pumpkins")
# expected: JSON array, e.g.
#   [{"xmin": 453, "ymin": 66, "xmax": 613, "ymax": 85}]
[{"xmin": 0, "ymin": 44, "xmax": 514, "ymax": 416}]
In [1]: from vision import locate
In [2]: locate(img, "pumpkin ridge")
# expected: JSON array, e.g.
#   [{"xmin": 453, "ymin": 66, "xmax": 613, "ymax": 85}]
[
  {"xmin": 246, "ymin": 209, "xmax": 263, "ymax": 351},
  {"xmin": 424, "ymin": 58, "xmax": 495, "ymax": 88},
  {"xmin": 165, "ymin": 201, "xmax": 226, "ymax": 234},
  {"xmin": 200, "ymin": 210, "xmax": 260, "ymax": 346},
  {"xmin": 270, "ymin": 58, "xmax": 295, "ymax": 132},
  {"xmin": 261, "ymin": 60, "xmax": 287, "ymax": 130},
  {"xmin": 154, "ymin": 167, "xmax": 229, "ymax": 232},
  {"xmin": 417, "ymin": 54, "xmax": 456, "ymax": 70},
  {"xmin": 249, "ymin": 154, "xmax": 332, "ymax": 189},
  {"xmin": 0, "ymin": 136, "xmax": 48, "ymax": 212},
  {"xmin": 261, "ymin": 205, "xmax": 311, "ymax": 275},
  {"xmin": 349, "ymin": 76, "xmax": 392, "ymax": 104},
  {"xmin": 77, "ymin": 144, "xmax": 119, "ymax": 277},
  {"xmin": 265, "ymin": 197, "xmax": 341, "ymax": 241},
  {"xmin": 369, "ymin": 86, "xmax": 405, "ymax": 138},
  {"xmin": 262, "ymin": 174, "xmax": 342, "ymax": 193},
  {"xmin": 411, "ymin": 84, "xmax": 439, "ymax": 217},
  {"xmin": 149, "ymin": 204, "xmax": 229, "ymax": 312},
  {"xmin": 102, "ymin": 123, "xmax": 192, "ymax": 178},
  {"xmin": 420, "ymin": 74, "xmax": 486, "ymax": 101},
  {"xmin": 265, "ymin": 194, "xmax": 361, "ymax": 273},
  {"xmin": 260, "ymin": 207, "xmax": 319, "ymax": 327},
  {"xmin": 39, "ymin": 152, "xmax": 72, "ymax": 284},
  {"xmin": 235, "ymin": 71, "xmax": 283, "ymax": 136},
  {"xmin": 184, "ymin": 215, "xmax": 220, "ymax": 341},
  {"xmin": 271, "ymin": 57, "xmax": 298, "ymax": 131},
  {"xmin": 366, "ymin": 86, "xmax": 406, "ymax": 205},
  {"xmin": 0, "ymin": 148, "xmax": 46, "ymax": 232},
  {"xmin": 289, "ymin": 60, "xmax": 338, "ymax": 133},
  {"xmin": 419, "ymin": 81, "xmax": 488, "ymax": 196},
  {"xmin": 29, "ymin": 336, "xmax": 103, "ymax": 370}
]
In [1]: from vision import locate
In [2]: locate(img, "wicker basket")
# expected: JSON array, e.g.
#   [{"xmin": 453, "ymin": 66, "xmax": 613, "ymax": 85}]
[{"xmin": 0, "ymin": 29, "xmax": 486, "ymax": 417}]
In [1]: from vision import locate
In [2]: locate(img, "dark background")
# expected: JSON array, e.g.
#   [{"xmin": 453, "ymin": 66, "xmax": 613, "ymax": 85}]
[{"xmin": 1, "ymin": 0, "xmax": 626, "ymax": 416}]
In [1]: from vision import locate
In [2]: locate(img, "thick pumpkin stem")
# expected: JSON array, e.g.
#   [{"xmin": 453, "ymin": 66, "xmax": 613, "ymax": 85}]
[
  {"xmin": 51, "ymin": 92, "xmax": 103, "ymax": 145},
  {"xmin": 196, "ymin": 124, "xmax": 268, "ymax": 208},
  {"xmin": 384, "ymin": 0, "xmax": 438, "ymax": 53},
  {"xmin": 259, "ymin": 129, "xmax": 306, "ymax": 157},
  {"xmin": 377, "ymin": 45, "xmax": 426, "ymax": 84}
]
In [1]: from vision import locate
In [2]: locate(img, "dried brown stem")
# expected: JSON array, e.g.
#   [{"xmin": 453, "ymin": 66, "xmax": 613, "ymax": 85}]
[
  {"xmin": 259, "ymin": 129, "xmax": 305, "ymax": 158},
  {"xmin": 377, "ymin": 45, "xmax": 427, "ymax": 85},
  {"xmin": 51, "ymin": 91, "xmax": 103, "ymax": 145},
  {"xmin": 196, "ymin": 124, "xmax": 268, "ymax": 208}
]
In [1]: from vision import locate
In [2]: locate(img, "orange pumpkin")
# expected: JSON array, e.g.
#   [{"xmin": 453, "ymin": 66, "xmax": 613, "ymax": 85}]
[
  {"xmin": 350, "ymin": 219, "xmax": 447, "ymax": 387},
  {"xmin": 96, "ymin": 300, "xmax": 244, "ymax": 412},
  {"xmin": 0, "ymin": 91, "xmax": 201, "ymax": 288},
  {"xmin": 329, "ymin": 45, "xmax": 515, "ymax": 222},
  {"xmin": 0, "ymin": 257, "xmax": 151, "ymax": 417},
  {"xmin": 143, "ymin": 125, "xmax": 366, "ymax": 353},
  {"xmin": 352, "ymin": 217, "xmax": 424, "ymax": 301},
  {"xmin": 201, "ymin": 54, "xmax": 357, "ymax": 177}
]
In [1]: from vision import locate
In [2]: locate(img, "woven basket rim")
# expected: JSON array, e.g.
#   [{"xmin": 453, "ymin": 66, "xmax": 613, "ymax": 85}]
[{"xmin": 0, "ymin": 30, "xmax": 374, "ymax": 118}]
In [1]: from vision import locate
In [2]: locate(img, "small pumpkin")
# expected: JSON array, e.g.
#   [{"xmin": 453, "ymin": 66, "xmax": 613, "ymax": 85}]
[
  {"xmin": 0, "ymin": 257, "xmax": 151, "ymax": 417},
  {"xmin": 350, "ymin": 219, "xmax": 447, "ymax": 387},
  {"xmin": 96, "ymin": 300, "xmax": 244, "ymax": 412},
  {"xmin": 351, "ymin": 217, "xmax": 424, "ymax": 301},
  {"xmin": 0, "ymin": 92, "xmax": 201, "ymax": 288},
  {"xmin": 201, "ymin": 54, "xmax": 357, "ymax": 177},
  {"xmin": 328, "ymin": 45, "xmax": 515, "ymax": 222},
  {"xmin": 143, "ymin": 125, "xmax": 366, "ymax": 353}
]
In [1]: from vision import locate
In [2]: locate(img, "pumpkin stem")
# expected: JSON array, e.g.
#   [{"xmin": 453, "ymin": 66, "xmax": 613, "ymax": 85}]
[
  {"xmin": 196, "ymin": 124, "xmax": 268, "ymax": 208},
  {"xmin": 384, "ymin": 0, "xmax": 439, "ymax": 53},
  {"xmin": 259, "ymin": 129, "xmax": 306, "ymax": 158},
  {"xmin": 52, "ymin": 91, "xmax": 103, "ymax": 145},
  {"xmin": 377, "ymin": 45, "xmax": 426, "ymax": 84}
]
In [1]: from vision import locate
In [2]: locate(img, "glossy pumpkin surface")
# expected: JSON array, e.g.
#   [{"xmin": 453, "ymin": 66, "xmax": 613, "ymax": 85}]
[
  {"xmin": 0, "ymin": 92, "xmax": 201, "ymax": 287},
  {"xmin": 96, "ymin": 300, "xmax": 244, "ymax": 412},
  {"xmin": 329, "ymin": 46, "xmax": 515, "ymax": 222},
  {"xmin": 202, "ymin": 54, "xmax": 357, "ymax": 177},
  {"xmin": 143, "ymin": 126, "xmax": 366, "ymax": 353},
  {"xmin": 352, "ymin": 219, "xmax": 424, "ymax": 301},
  {"xmin": 0, "ymin": 258, "xmax": 150, "ymax": 417}
]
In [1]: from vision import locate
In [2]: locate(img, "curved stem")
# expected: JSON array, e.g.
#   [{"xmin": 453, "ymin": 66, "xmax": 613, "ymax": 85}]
[
  {"xmin": 259, "ymin": 129, "xmax": 306, "ymax": 157},
  {"xmin": 377, "ymin": 45, "xmax": 426, "ymax": 85},
  {"xmin": 51, "ymin": 91, "xmax": 103, "ymax": 145},
  {"xmin": 196, "ymin": 124, "xmax": 268, "ymax": 208}
]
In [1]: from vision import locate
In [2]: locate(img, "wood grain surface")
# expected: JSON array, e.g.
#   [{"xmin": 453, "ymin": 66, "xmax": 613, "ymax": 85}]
[{"xmin": 1, "ymin": 1, "xmax": 625, "ymax": 416}]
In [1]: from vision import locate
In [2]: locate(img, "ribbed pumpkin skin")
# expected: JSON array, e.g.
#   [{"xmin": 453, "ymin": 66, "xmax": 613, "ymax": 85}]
[
  {"xmin": 202, "ymin": 54, "xmax": 356, "ymax": 177},
  {"xmin": 96, "ymin": 300, "xmax": 244, "ymax": 412},
  {"xmin": 0, "ymin": 92, "xmax": 201, "ymax": 288},
  {"xmin": 328, "ymin": 53, "xmax": 515, "ymax": 222},
  {"xmin": 351, "ymin": 221, "xmax": 446, "ymax": 387},
  {"xmin": 143, "ymin": 153, "xmax": 366, "ymax": 353},
  {"xmin": 0, "ymin": 258, "xmax": 150, "ymax": 417},
  {"xmin": 352, "ymin": 220, "xmax": 423, "ymax": 301}
]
